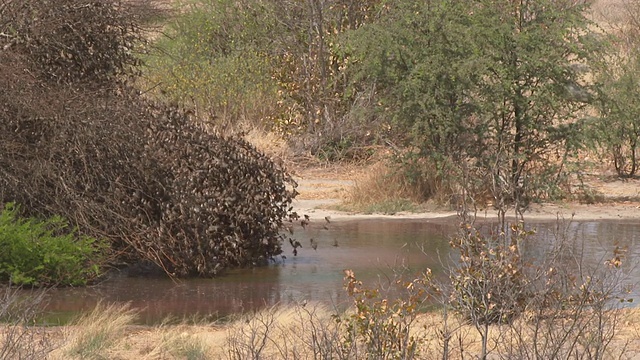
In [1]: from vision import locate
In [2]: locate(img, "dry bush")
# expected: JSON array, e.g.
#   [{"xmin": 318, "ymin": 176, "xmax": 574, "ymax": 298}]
[
  {"xmin": 0, "ymin": 0, "xmax": 297, "ymax": 277},
  {"xmin": 0, "ymin": 0, "xmax": 147, "ymax": 87},
  {"xmin": 0, "ymin": 88, "xmax": 297, "ymax": 276},
  {"xmin": 0, "ymin": 286, "xmax": 55, "ymax": 360},
  {"xmin": 444, "ymin": 214, "xmax": 633, "ymax": 360},
  {"xmin": 221, "ymin": 304, "xmax": 364, "ymax": 360}
]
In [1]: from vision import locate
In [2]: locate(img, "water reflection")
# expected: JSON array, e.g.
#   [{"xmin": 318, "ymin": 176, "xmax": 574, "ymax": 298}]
[{"xmin": 39, "ymin": 218, "xmax": 640, "ymax": 324}]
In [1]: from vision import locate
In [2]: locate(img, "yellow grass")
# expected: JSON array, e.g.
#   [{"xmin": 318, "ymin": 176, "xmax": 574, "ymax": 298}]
[
  {"xmin": 50, "ymin": 302, "xmax": 138, "ymax": 359},
  {"xmin": 242, "ymin": 128, "xmax": 292, "ymax": 165},
  {"xmin": 339, "ymin": 160, "xmax": 444, "ymax": 214},
  {"xmin": 20, "ymin": 300, "xmax": 637, "ymax": 359}
]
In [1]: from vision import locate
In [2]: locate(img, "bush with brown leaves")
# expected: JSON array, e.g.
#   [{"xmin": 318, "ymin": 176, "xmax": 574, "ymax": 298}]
[{"xmin": 0, "ymin": 0, "xmax": 296, "ymax": 278}]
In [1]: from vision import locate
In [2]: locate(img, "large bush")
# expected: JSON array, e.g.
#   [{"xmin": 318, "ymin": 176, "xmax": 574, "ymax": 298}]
[
  {"xmin": 0, "ymin": 0, "xmax": 297, "ymax": 278},
  {"xmin": 0, "ymin": 0, "xmax": 143, "ymax": 86}
]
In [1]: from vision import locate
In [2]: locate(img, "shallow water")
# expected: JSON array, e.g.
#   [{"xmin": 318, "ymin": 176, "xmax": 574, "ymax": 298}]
[{"xmin": 39, "ymin": 217, "xmax": 640, "ymax": 325}]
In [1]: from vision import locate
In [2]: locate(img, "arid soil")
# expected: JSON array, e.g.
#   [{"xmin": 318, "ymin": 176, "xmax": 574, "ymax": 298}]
[{"xmin": 292, "ymin": 165, "xmax": 640, "ymax": 222}]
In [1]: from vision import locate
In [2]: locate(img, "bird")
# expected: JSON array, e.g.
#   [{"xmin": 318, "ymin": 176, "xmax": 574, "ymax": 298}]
[
  {"xmin": 301, "ymin": 219, "xmax": 309, "ymax": 229},
  {"xmin": 287, "ymin": 226, "xmax": 294, "ymax": 235},
  {"xmin": 293, "ymin": 248, "xmax": 298, "ymax": 256},
  {"xmin": 304, "ymin": 214, "xmax": 310, "ymax": 221},
  {"xmin": 289, "ymin": 238, "xmax": 302, "ymax": 249},
  {"xmin": 310, "ymin": 238, "xmax": 318, "ymax": 250},
  {"xmin": 332, "ymin": 239, "xmax": 339, "ymax": 247},
  {"xmin": 324, "ymin": 216, "xmax": 331, "ymax": 224}
]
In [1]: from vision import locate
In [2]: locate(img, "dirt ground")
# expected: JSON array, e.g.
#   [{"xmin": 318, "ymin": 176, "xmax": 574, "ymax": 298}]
[{"xmin": 291, "ymin": 164, "xmax": 640, "ymax": 222}]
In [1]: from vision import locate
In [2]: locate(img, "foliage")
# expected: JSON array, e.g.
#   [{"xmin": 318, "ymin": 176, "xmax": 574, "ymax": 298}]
[
  {"xmin": 0, "ymin": 0, "xmax": 297, "ymax": 278},
  {"xmin": 143, "ymin": 0, "xmax": 387, "ymax": 156},
  {"xmin": 589, "ymin": 1, "xmax": 640, "ymax": 178},
  {"xmin": 592, "ymin": 57, "xmax": 640, "ymax": 177},
  {"xmin": 143, "ymin": 0, "xmax": 281, "ymax": 131},
  {"xmin": 0, "ymin": 0, "xmax": 145, "ymax": 87},
  {"xmin": 0, "ymin": 203, "xmax": 106, "ymax": 287},
  {"xmin": 344, "ymin": 0, "xmax": 603, "ymax": 205},
  {"xmin": 341, "ymin": 269, "xmax": 433, "ymax": 360},
  {"xmin": 449, "ymin": 222, "xmax": 531, "ymax": 326}
]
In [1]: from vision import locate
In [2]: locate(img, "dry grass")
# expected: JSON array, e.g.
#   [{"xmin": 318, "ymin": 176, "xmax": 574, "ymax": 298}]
[
  {"xmin": 13, "ymin": 301, "xmax": 639, "ymax": 359},
  {"xmin": 50, "ymin": 302, "xmax": 138, "ymax": 360},
  {"xmin": 242, "ymin": 128, "xmax": 292, "ymax": 165},
  {"xmin": 339, "ymin": 160, "xmax": 442, "ymax": 214}
]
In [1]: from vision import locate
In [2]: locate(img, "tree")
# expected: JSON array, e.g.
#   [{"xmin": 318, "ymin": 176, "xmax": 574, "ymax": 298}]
[
  {"xmin": 593, "ymin": 57, "xmax": 640, "ymax": 177},
  {"xmin": 345, "ymin": 0, "xmax": 603, "ymax": 209},
  {"xmin": 590, "ymin": 0, "xmax": 640, "ymax": 178},
  {"xmin": 473, "ymin": 0, "xmax": 600, "ymax": 210}
]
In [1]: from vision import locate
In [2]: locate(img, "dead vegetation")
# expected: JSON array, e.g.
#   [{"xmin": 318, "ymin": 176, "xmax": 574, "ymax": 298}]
[{"xmin": 0, "ymin": 0, "xmax": 297, "ymax": 277}]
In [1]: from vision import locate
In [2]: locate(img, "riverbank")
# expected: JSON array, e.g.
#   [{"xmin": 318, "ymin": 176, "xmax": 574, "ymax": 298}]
[
  {"xmin": 3, "ymin": 165, "xmax": 640, "ymax": 359},
  {"xmin": 28, "ymin": 302, "xmax": 640, "ymax": 359},
  {"xmin": 292, "ymin": 164, "xmax": 640, "ymax": 222}
]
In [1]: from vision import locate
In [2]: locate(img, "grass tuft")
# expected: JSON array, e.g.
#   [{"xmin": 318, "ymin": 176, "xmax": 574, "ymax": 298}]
[
  {"xmin": 340, "ymin": 161, "xmax": 438, "ymax": 214},
  {"xmin": 57, "ymin": 302, "xmax": 137, "ymax": 359}
]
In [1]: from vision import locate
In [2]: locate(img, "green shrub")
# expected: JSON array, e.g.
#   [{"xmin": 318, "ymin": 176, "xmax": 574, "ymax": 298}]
[{"xmin": 0, "ymin": 203, "xmax": 107, "ymax": 287}]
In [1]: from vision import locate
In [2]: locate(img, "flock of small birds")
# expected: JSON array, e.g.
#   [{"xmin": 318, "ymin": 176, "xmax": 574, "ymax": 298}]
[{"xmin": 285, "ymin": 214, "xmax": 336, "ymax": 258}]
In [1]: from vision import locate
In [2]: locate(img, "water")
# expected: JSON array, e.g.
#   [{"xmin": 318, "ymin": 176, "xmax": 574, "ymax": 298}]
[{"xmin": 38, "ymin": 218, "xmax": 640, "ymax": 325}]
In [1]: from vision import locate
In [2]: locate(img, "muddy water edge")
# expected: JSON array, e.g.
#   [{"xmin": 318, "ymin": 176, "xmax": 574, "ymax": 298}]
[{"xmin": 37, "ymin": 218, "xmax": 640, "ymax": 325}]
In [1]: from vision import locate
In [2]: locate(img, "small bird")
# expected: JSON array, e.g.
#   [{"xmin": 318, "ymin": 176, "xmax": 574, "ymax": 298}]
[
  {"xmin": 324, "ymin": 216, "xmax": 331, "ymax": 224},
  {"xmin": 301, "ymin": 219, "xmax": 309, "ymax": 229},
  {"xmin": 310, "ymin": 238, "xmax": 318, "ymax": 250},
  {"xmin": 289, "ymin": 238, "xmax": 302, "ymax": 249},
  {"xmin": 304, "ymin": 214, "xmax": 310, "ymax": 221},
  {"xmin": 293, "ymin": 248, "xmax": 298, "ymax": 256}
]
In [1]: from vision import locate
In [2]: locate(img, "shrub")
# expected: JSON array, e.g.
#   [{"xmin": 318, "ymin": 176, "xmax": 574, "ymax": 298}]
[
  {"xmin": 449, "ymin": 222, "xmax": 531, "ymax": 326},
  {"xmin": 142, "ymin": 0, "xmax": 281, "ymax": 131},
  {"xmin": 0, "ymin": 0, "xmax": 297, "ymax": 277},
  {"xmin": 133, "ymin": 107, "xmax": 298, "ymax": 276},
  {"xmin": 0, "ymin": 0, "xmax": 145, "ymax": 87},
  {"xmin": 341, "ymin": 269, "xmax": 433, "ymax": 360},
  {"xmin": 0, "ymin": 203, "xmax": 106, "ymax": 287},
  {"xmin": 0, "ymin": 286, "xmax": 54, "ymax": 359}
]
